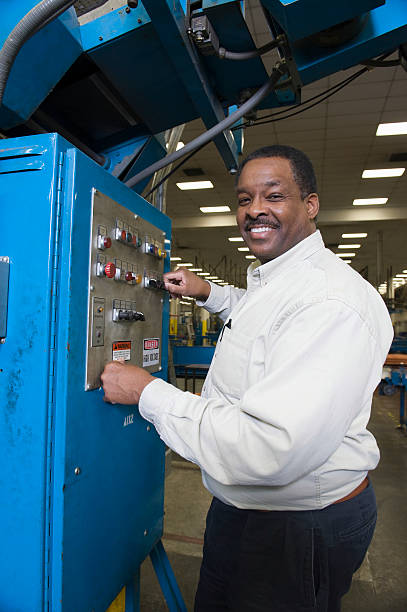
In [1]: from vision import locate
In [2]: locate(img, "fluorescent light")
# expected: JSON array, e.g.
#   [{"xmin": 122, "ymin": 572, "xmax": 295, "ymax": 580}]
[
  {"xmin": 245, "ymin": 255, "xmax": 256, "ymax": 259},
  {"xmin": 197, "ymin": 272, "xmax": 210, "ymax": 276},
  {"xmin": 342, "ymin": 260, "xmax": 352, "ymax": 263},
  {"xmin": 403, "ymin": 270, "xmax": 407, "ymax": 273},
  {"xmin": 176, "ymin": 263, "xmax": 193, "ymax": 267},
  {"xmin": 342, "ymin": 233, "xmax": 367, "ymax": 238},
  {"xmin": 189, "ymin": 268, "xmax": 202, "ymax": 272},
  {"xmin": 181, "ymin": 296, "xmax": 194, "ymax": 300},
  {"xmin": 206, "ymin": 276, "xmax": 218, "ymax": 280},
  {"xmin": 177, "ymin": 181, "xmax": 214, "ymax": 190},
  {"xmin": 376, "ymin": 122, "xmax": 407, "ymax": 136},
  {"xmin": 338, "ymin": 244, "xmax": 361, "ymax": 249},
  {"xmin": 179, "ymin": 301, "xmax": 192, "ymax": 305},
  {"xmin": 362, "ymin": 168, "xmax": 405, "ymax": 178},
  {"xmin": 238, "ymin": 247, "xmax": 250, "ymax": 252},
  {"xmin": 336, "ymin": 253, "xmax": 355, "ymax": 257},
  {"xmin": 353, "ymin": 198, "xmax": 388, "ymax": 206},
  {"xmin": 228, "ymin": 237, "xmax": 244, "ymax": 242},
  {"xmin": 396, "ymin": 274, "xmax": 407, "ymax": 277},
  {"xmin": 176, "ymin": 141, "xmax": 184, "ymax": 150},
  {"xmin": 170, "ymin": 256, "xmax": 182, "ymax": 261},
  {"xmin": 200, "ymin": 205, "xmax": 231, "ymax": 213}
]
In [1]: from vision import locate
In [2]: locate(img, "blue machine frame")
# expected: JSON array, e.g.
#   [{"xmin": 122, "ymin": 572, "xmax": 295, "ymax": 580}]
[
  {"xmin": 1, "ymin": 1, "xmax": 407, "ymax": 610},
  {"xmin": 0, "ymin": 133, "xmax": 185, "ymax": 611}
]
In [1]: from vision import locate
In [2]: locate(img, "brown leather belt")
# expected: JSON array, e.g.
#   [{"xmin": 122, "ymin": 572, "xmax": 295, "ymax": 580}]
[{"xmin": 332, "ymin": 476, "xmax": 369, "ymax": 504}]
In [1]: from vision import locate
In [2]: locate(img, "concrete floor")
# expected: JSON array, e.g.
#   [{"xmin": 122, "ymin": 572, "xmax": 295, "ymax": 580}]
[{"xmin": 140, "ymin": 383, "xmax": 407, "ymax": 611}]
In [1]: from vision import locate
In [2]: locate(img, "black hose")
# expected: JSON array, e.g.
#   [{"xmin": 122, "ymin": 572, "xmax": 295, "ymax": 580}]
[
  {"xmin": 0, "ymin": 0, "xmax": 76, "ymax": 108},
  {"xmin": 219, "ymin": 38, "xmax": 280, "ymax": 61},
  {"xmin": 125, "ymin": 61, "xmax": 289, "ymax": 189}
]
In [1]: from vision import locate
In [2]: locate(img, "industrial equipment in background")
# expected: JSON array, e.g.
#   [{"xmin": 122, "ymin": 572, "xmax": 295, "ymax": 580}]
[{"xmin": 1, "ymin": 1, "xmax": 407, "ymax": 611}]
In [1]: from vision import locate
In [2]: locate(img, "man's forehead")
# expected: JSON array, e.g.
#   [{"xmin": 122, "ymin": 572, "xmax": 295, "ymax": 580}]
[{"xmin": 236, "ymin": 178, "xmax": 282, "ymax": 193}]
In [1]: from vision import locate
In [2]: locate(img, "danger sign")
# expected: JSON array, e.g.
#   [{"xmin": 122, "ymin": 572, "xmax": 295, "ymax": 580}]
[{"xmin": 143, "ymin": 338, "xmax": 160, "ymax": 367}]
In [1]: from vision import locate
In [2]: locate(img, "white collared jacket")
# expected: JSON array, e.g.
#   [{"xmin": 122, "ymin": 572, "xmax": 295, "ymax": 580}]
[{"xmin": 139, "ymin": 231, "xmax": 393, "ymax": 510}]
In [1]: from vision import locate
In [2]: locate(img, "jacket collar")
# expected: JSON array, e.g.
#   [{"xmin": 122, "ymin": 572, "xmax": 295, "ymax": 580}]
[{"xmin": 247, "ymin": 230, "xmax": 325, "ymax": 290}]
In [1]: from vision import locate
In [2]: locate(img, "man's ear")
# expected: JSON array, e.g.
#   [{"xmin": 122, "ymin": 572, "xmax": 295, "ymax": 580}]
[{"xmin": 305, "ymin": 193, "xmax": 319, "ymax": 221}]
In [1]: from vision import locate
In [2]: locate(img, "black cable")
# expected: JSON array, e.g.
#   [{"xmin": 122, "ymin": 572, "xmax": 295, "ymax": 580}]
[
  {"xmin": 246, "ymin": 68, "xmax": 369, "ymax": 127},
  {"xmin": 144, "ymin": 142, "xmax": 208, "ymax": 198},
  {"xmin": 361, "ymin": 58, "xmax": 401, "ymax": 67},
  {"xmin": 125, "ymin": 62, "xmax": 288, "ymax": 189},
  {"xmin": 235, "ymin": 49, "xmax": 396, "ymax": 131},
  {"xmin": 219, "ymin": 38, "xmax": 280, "ymax": 61},
  {"xmin": 234, "ymin": 66, "xmax": 368, "ymax": 131}
]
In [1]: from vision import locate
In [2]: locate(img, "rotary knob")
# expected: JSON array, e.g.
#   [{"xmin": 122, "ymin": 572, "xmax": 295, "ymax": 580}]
[
  {"xmin": 104, "ymin": 261, "xmax": 116, "ymax": 278},
  {"xmin": 125, "ymin": 271, "xmax": 135, "ymax": 282}
]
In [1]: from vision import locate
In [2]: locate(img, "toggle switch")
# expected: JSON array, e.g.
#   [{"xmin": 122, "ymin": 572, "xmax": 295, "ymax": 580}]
[{"xmin": 98, "ymin": 235, "xmax": 112, "ymax": 250}]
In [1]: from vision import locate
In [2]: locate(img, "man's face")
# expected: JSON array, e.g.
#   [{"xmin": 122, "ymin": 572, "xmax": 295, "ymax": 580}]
[{"xmin": 236, "ymin": 157, "xmax": 319, "ymax": 264}]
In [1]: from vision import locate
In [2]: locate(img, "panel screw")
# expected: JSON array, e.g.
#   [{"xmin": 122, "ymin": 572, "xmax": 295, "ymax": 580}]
[
  {"xmin": 137, "ymin": 18, "xmax": 142, "ymax": 24},
  {"xmin": 125, "ymin": 6, "xmax": 131, "ymax": 13},
  {"xmin": 90, "ymin": 285, "xmax": 94, "ymax": 291},
  {"xmin": 74, "ymin": 467, "xmax": 81, "ymax": 475},
  {"xmin": 99, "ymin": 36, "xmax": 103, "ymax": 41},
  {"xmin": 146, "ymin": 425, "xmax": 151, "ymax": 432},
  {"xmin": 0, "ymin": 338, "xmax": 5, "ymax": 344}
]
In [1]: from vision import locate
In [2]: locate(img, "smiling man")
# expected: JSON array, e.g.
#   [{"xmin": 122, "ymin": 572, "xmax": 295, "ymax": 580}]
[{"xmin": 102, "ymin": 145, "xmax": 393, "ymax": 612}]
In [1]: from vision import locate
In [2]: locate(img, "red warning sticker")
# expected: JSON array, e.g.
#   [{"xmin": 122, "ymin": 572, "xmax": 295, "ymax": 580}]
[{"xmin": 112, "ymin": 341, "xmax": 131, "ymax": 361}]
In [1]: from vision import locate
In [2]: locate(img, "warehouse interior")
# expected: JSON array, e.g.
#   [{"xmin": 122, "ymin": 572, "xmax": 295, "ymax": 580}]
[{"xmin": 1, "ymin": 1, "xmax": 407, "ymax": 611}]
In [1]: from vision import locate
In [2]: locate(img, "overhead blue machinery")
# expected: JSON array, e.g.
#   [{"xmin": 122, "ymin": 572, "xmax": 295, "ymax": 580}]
[{"xmin": 0, "ymin": 1, "xmax": 406, "ymax": 611}]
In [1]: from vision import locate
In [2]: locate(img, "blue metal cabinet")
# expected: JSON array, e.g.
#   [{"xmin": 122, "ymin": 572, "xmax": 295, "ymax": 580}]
[{"xmin": 0, "ymin": 133, "xmax": 175, "ymax": 611}]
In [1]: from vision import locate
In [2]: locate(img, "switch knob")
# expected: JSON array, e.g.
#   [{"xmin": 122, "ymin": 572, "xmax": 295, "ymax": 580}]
[
  {"xmin": 125, "ymin": 271, "xmax": 135, "ymax": 282},
  {"xmin": 133, "ymin": 311, "xmax": 145, "ymax": 321},
  {"xmin": 104, "ymin": 262, "xmax": 116, "ymax": 278},
  {"xmin": 126, "ymin": 232, "xmax": 133, "ymax": 243}
]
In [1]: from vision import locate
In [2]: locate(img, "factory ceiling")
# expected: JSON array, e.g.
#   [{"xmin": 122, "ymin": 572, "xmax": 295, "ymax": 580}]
[{"xmin": 160, "ymin": 1, "xmax": 407, "ymax": 290}]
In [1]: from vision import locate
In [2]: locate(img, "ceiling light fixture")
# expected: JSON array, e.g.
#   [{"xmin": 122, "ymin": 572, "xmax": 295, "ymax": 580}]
[
  {"xmin": 228, "ymin": 237, "xmax": 244, "ymax": 242},
  {"xmin": 170, "ymin": 256, "xmax": 182, "ymax": 261},
  {"xmin": 342, "ymin": 233, "xmax": 367, "ymax": 238},
  {"xmin": 353, "ymin": 198, "xmax": 388, "ymax": 206},
  {"xmin": 362, "ymin": 168, "xmax": 405, "ymax": 178},
  {"xmin": 376, "ymin": 122, "xmax": 407, "ymax": 136},
  {"xmin": 177, "ymin": 180, "xmax": 214, "ymax": 190},
  {"xmin": 197, "ymin": 272, "xmax": 210, "ymax": 276},
  {"xmin": 176, "ymin": 141, "xmax": 185, "ymax": 150},
  {"xmin": 176, "ymin": 263, "xmax": 193, "ymax": 267},
  {"xmin": 206, "ymin": 276, "xmax": 218, "ymax": 280},
  {"xmin": 336, "ymin": 253, "xmax": 355, "ymax": 257},
  {"xmin": 189, "ymin": 268, "xmax": 202, "ymax": 272},
  {"xmin": 338, "ymin": 244, "xmax": 361, "ymax": 249},
  {"xmin": 245, "ymin": 255, "xmax": 256, "ymax": 259},
  {"xmin": 342, "ymin": 260, "xmax": 352, "ymax": 263},
  {"xmin": 200, "ymin": 205, "xmax": 231, "ymax": 213},
  {"xmin": 238, "ymin": 247, "xmax": 250, "ymax": 252}
]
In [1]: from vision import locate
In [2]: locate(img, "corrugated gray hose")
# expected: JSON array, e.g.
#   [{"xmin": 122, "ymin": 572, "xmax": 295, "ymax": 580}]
[{"xmin": 0, "ymin": 0, "xmax": 76, "ymax": 108}]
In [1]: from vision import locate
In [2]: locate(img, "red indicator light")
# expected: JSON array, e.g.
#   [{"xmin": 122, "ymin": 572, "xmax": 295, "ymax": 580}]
[
  {"xmin": 104, "ymin": 262, "xmax": 116, "ymax": 278},
  {"xmin": 104, "ymin": 236, "xmax": 112, "ymax": 249},
  {"xmin": 125, "ymin": 271, "xmax": 134, "ymax": 282},
  {"xmin": 121, "ymin": 229, "xmax": 127, "ymax": 241}
]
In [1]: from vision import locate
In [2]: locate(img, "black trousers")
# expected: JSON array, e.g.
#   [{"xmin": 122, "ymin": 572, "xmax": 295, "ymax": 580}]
[{"xmin": 195, "ymin": 482, "xmax": 376, "ymax": 611}]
